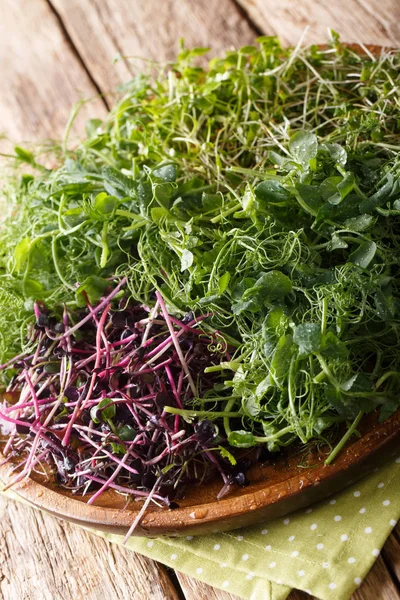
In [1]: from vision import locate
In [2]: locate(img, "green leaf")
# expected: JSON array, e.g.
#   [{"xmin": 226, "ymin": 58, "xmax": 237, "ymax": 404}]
[
  {"xmin": 232, "ymin": 271, "xmax": 292, "ymax": 315},
  {"xmin": 231, "ymin": 277, "xmax": 260, "ymax": 314},
  {"xmin": 178, "ymin": 46, "xmax": 210, "ymax": 61},
  {"xmin": 320, "ymin": 331, "xmax": 348, "ymax": 359},
  {"xmin": 325, "ymin": 386, "xmax": 359, "ymax": 418},
  {"xmin": 293, "ymin": 323, "xmax": 322, "ymax": 355},
  {"xmin": 153, "ymin": 163, "xmax": 177, "ymax": 182},
  {"xmin": 359, "ymin": 174, "xmax": 393, "ymax": 213},
  {"xmin": 181, "ymin": 249, "xmax": 194, "ymax": 272},
  {"xmin": 350, "ymin": 241, "xmax": 376, "ymax": 269},
  {"xmin": 263, "ymin": 307, "xmax": 287, "ymax": 337},
  {"xmin": 327, "ymin": 233, "xmax": 348, "ymax": 251},
  {"xmin": 242, "ymin": 394, "xmax": 261, "ymax": 417},
  {"xmin": 228, "ymin": 430, "xmax": 256, "ymax": 448},
  {"xmin": 271, "ymin": 334, "xmax": 295, "ymax": 387},
  {"xmin": 14, "ymin": 238, "xmax": 31, "ymax": 271},
  {"xmin": 218, "ymin": 272, "xmax": 230, "ymax": 294},
  {"xmin": 320, "ymin": 173, "xmax": 354, "ymax": 205},
  {"xmin": 341, "ymin": 373, "xmax": 372, "ymax": 393},
  {"xmin": 14, "ymin": 146, "xmax": 36, "ymax": 166},
  {"xmin": 23, "ymin": 278, "xmax": 45, "ymax": 297},
  {"xmin": 343, "ymin": 214, "xmax": 374, "ymax": 232},
  {"xmin": 202, "ymin": 192, "xmax": 224, "ymax": 212},
  {"xmin": 289, "ymin": 131, "xmax": 318, "ymax": 166},
  {"xmin": 242, "ymin": 271, "xmax": 293, "ymax": 302},
  {"xmin": 110, "ymin": 443, "xmax": 126, "ymax": 455},
  {"xmin": 313, "ymin": 416, "xmax": 336, "ymax": 435},
  {"xmin": 336, "ymin": 172, "xmax": 355, "ymax": 203},
  {"xmin": 297, "ymin": 184, "xmax": 323, "ymax": 213},
  {"xmin": 320, "ymin": 143, "xmax": 347, "ymax": 167},
  {"xmin": 261, "ymin": 422, "xmax": 281, "ymax": 451},
  {"xmin": 85, "ymin": 118, "xmax": 103, "ymax": 138},
  {"xmin": 320, "ymin": 176, "xmax": 342, "ymax": 202},
  {"xmin": 137, "ymin": 182, "xmax": 153, "ymax": 213},
  {"xmin": 255, "ymin": 375, "xmax": 271, "ymax": 400},
  {"xmin": 232, "ymin": 278, "xmax": 256, "ymax": 301},
  {"xmin": 231, "ymin": 297, "xmax": 262, "ymax": 315},
  {"xmin": 374, "ymin": 289, "xmax": 395, "ymax": 321},
  {"xmin": 94, "ymin": 192, "xmax": 119, "ymax": 215},
  {"xmin": 255, "ymin": 180, "xmax": 291, "ymax": 203},
  {"xmin": 20, "ymin": 174, "xmax": 34, "ymax": 187},
  {"xmin": 151, "ymin": 206, "xmax": 169, "ymax": 223},
  {"xmin": 90, "ymin": 397, "xmax": 116, "ymax": 424},
  {"xmin": 379, "ymin": 400, "xmax": 400, "ymax": 422},
  {"xmin": 161, "ymin": 463, "xmax": 176, "ymax": 474},
  {"xmin": 218, "ymin": 446, "xmax": 237, "ymax": 465},
  {"xmin": 315, "ymin": 193, "xmax": 360, "ymax": 225},
  {"xmin": 118, "ymin": 424, "xmax": 137, "ymax": 441},
  {"xmin": 75, "ymin": 276, "xmax": 110, "ymax": 307},
  {"xmin": 102, "ymin": 166, "xmax": 135, "ymax": 198}
]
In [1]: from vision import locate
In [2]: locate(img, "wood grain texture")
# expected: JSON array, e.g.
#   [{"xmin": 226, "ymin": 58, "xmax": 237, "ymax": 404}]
[
  {"xmin": 49, "ymin": 0, "xmax": 258, "ymax": 93},
  {"xmin": 0, "ymin": 0, "xmax": 107, "ymax": 143},
  {"xmin": 352, "ymin": 555, "xmax": 400, "ymax": 600},
  {"xmin": 0, "ymin": 495, "xmax": 179, "ymax": 600},
  {"xmin": 382, "ymin": 524, "xmax": 400, "ymax": 584},
  {"xmin": 176, "ymin": 572, "xmax": 240, "ymax": 600},
  {"xmin": 237, "ymin": 0, "xmax": 400, "ymax": 46}
]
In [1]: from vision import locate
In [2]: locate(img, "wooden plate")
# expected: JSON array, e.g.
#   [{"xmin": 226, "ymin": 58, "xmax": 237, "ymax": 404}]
[
  {"xmin": 1, "ymin": 409, "xmax": 399, "ymax": 536},
  {"xmin": 1, "ymin": 43, "xmax": 399, "ymax": 537}
]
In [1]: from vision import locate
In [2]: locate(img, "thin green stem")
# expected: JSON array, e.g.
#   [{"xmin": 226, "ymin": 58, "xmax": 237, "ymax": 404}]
[{"xmin": 325, "ymin": 411, "xmax": 363, "ymax": 465}]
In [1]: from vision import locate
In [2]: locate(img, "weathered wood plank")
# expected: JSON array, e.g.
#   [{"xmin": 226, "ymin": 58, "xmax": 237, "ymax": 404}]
[
  {"xmin": 176, "ymin": 571, "xmax": 240, "ymax": 600},
  {"xmin": 0, "ymin": 0, "xmax": 106, "ymax": 144},
  {"xmin": 237, "ymin": 0, "xmax": 400, "ymax": 46},
  {"xmin": 48, "ymin": 0, "xmax": 133, "ymax": 93},
  {"xmin": 0, "ymin": 495, "xmax": 180, "ymax": 600},
  {"xmin": 287, "ymin": 589, "xmax": 317, "ymax": 599},
  {"xmin": 49, "ymin": 0, "xmax": 258, "ymax": 93},
  {"xmin": 382, "ymin": 527, "xmax": 400, "ymax": 584},
  {"xmin": 352, "ymin": 555, "xmax": 400, "ymax": 600}
]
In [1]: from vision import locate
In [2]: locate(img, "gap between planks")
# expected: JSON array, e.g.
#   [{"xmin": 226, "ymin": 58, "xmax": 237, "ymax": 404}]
[{"xmin": 45, "ymin": 0, "xmax": 111, "ymax": 110}]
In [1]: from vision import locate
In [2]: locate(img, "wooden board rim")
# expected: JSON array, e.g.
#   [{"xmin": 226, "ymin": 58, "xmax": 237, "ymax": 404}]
[{"xmin": 1, "ymin": 408, "xmax": 399, "ymax": 536}]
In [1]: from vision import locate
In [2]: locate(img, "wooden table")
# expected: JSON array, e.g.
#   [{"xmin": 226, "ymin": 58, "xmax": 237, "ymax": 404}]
[{"xmin": 0, "ymin": 1, "xmax": 399, "ymax": 598}]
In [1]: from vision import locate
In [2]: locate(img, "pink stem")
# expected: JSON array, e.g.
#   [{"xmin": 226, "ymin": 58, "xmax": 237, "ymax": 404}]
[
  {"xmin": 0, "ymin": 350, "xmax": 34, "ymax": 372},
  {"xmin": 54, "ymin": 277, "xmax": 126, "ymax": 342},
  {"xmin": 155, "ymin": 291, "xmax": 197, "ymax": 396},
  {"xmin": 62, "ymin": 304, "xmax": 111, "ymax": 447},
  {"xmin": 0, "ymin": 410, "xmax": 32, "ymax": 428},
  {"xmin": 3, "ymin": 397, "xmax": 57, "ymax": 413},
  {"xmin": 87, "ymin": 448, "xmax": 132, "ymax": 505},
  {"xmin": 79, "ymin": 431, "xmax": 139, "ymax": 476},
  {"xmin": 2, "ymin": 450, "xmax": 49, "ymax": 491},
  {"xmin": 85, "ymin": 475, "xmax": 166, "ymax": 501},
  {"xmin": 23, "ymin": 371, "xmax": 40, "ymax": 420}
]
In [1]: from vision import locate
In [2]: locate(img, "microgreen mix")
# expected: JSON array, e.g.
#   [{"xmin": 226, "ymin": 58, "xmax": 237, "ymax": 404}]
[{"xmin": 1, "ymin": 33, "xmax": 400, "ymax": 509}]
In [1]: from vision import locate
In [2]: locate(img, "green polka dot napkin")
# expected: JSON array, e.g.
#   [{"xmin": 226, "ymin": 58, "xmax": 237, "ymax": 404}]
[{"xmin": 3, "ymin": 454, "xmax": 400, "ymax": 600}]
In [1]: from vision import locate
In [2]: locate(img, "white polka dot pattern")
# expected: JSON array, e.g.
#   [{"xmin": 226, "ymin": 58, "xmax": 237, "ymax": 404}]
[{"xmin": 69, "ymin": 453, "xmax": 400, "ymax": 600}]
